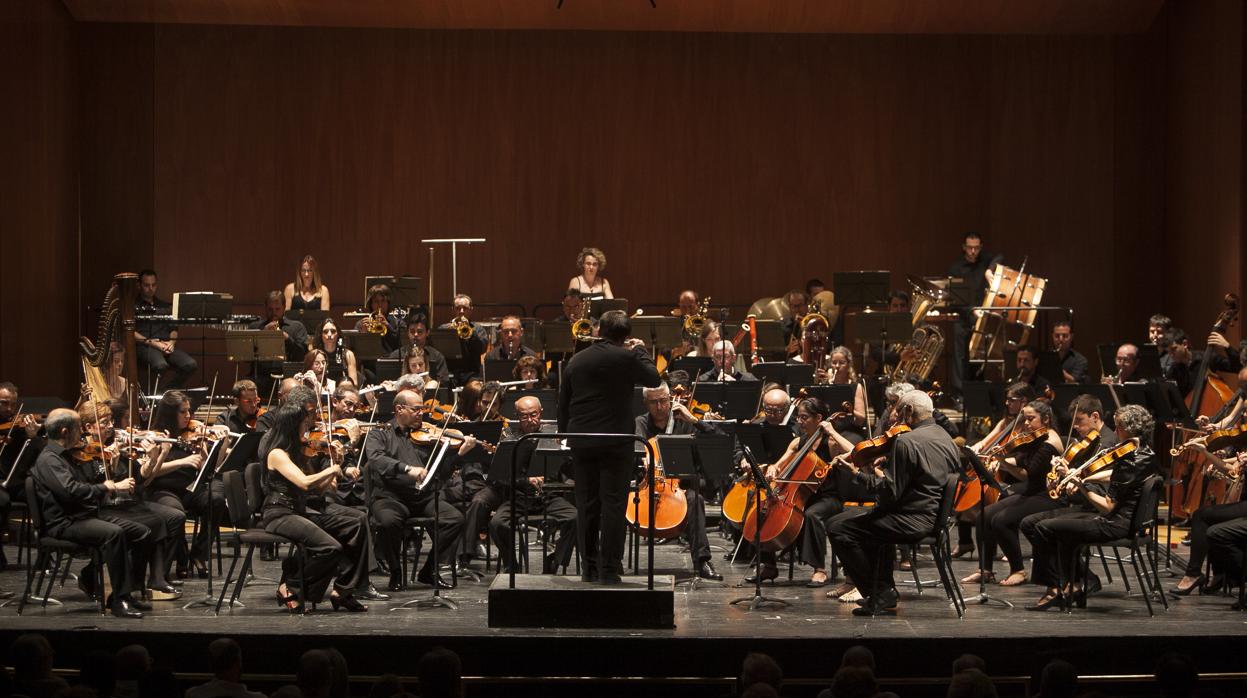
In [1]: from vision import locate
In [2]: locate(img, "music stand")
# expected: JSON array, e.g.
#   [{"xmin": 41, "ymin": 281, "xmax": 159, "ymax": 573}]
[
  {"xmin": 454, "ymin": 421, "xmax": 505, "ymax": 464},
  {"xmin": 427, "ymin": 330, "xmax": 466, "ymax": 361},
  {"xmin": 942, "ymin": 277, "xmax": 979, "ymax": 308},
  {"xmin": 483, "ymin": 359, "xmax": 517, "ymax": 382},
  {"xmin": 394, "ymin": 439, "xmax": 459, "ymax": 611},
  {"xmin": 833, "ymin": 271, "xmax": 890, "ymax": 307},
  {"xmin": 343, "ymin": 331, "xmax": 385, "ymax": 362},
  {"xmin": 695, "ymin": 382, "xmax": 763, "ymax": 421},
  {"xmin": 961, "ymin": 381, "xmax": 1004, "ymax": 423},
  {"xmin": 1036, "ymin": 351, "xmax": 1065, "ymax": 386},
  {"xmin": 281, "ymin": 362, "xmax": 305, "ymax": 378},
  {"xmin": 183, "ymin": 437, "xmax": 230, "ymax": 610},
  {"xmin": 729, "ymin": 444, "xmax": 788, "ymax": 611},
  {"xmin": 364, "ymin": 276, "xmax": 423, "ymax": 309},
  {"xmin": 287, "ymin": 309, "xmax": 329, "ymax": 334},
  {"xmin": 589, "ymin": 298, "xmax": 628, "ymax": 319},
  {"xmin": 541, "ymin": 324, "xmax": 577, "ymax": 355},
  {"xmin": 959, "ymin": 446, "xmax": 1013, "ymax": 609},
  {"xmin": 853, "ymin": 312, "xmax": 912, "ymax": 363},
  {"xmin": 1136, "ymin": 344, "xmax": 1163, "ymax": 381},
  {"xmin": 225, "ymin": 330, "xmax": 285, "ymax": 363},
  {"xmin": 752, "ymin": 362, "xmax": 815, "ymax": 390},
  {"xmin": 375, "ymin": 358, "xmax": 402, "ymax": 382},
  {"xmin": 668, "ymin": 357, "xmax": 712, "ymax": 379},
  {"xmin": 801, "ymin": 385, "xmax": 856, "ymax": 412},
  {"xmin": 631, "ymin": 316, "xmax": 682, "ymax": 350}
]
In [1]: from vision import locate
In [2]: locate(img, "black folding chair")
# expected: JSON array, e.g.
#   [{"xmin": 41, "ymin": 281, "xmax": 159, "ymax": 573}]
[
  {"xmin": 18, "ymin": 478, "xmax": 106, "ymax": 616},
  {"xmin": 213, "ymin": 464, "xmax": 307, "ymax": 614}
]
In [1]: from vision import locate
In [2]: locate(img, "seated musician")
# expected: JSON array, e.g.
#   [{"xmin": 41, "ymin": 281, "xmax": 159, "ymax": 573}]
[
  {"xmin": 1013, "ymin": 344, "xmax": 1051, "ymax": 394},
  {"xmin": 1162, "ymin": 327, "xmax": 1242, "ymax": 395},
  {"xmin": 402, "ymin": 348, "xmax": 440, "ymax": 394},
  {"xmin": 449, "ymin": 379, "xmax": 506, "ymax": 567},
  {"xmin": 439, "ymin": 294, "xmax": 489, "ymax": 384},
  {"xmin": 780, "ymin": 290, "xmax": 810, "ymax": 357},
  {"xmin": 1051, "ymin": 321, "xmax": 1088, "ymax": 384},
  {"xmin": 1171, "ymin": 376, "xmax": 1247, "ymax": 595},
  {"xmin": 364, "ymin": 389, "xmax": 471, "ymax": 590},
  {"xmin": 828, "ymin": 391, "xmax": 961, "ymax": 616},
  {"xmin": 389, "ymin": 316, "xmax": 451, "ymax": 387},
  {"xmin": 215, "ymin": 380, "xmax": 262, "ymax": 433},
  {"xmin": 962, "ymin": 400, "xmax": 1064, "ymax": 587},
  {"xmin": 256, "ymin": 378, "xmax": 298, "ymax": 433},
  {"xmin": 487, "ymin": 315, "xmax": 538, "ymax": 362},
  {"xmin": 31, "ymin": 409, "xmax": 147, "ymax": 618},
  {"xmin": 568, "ymin": 247, "xmax": 614, "ymax": 301},
  {"xmin": 488, "ymin": 396, "xmax": 577, "ymax": 574},
  {"xmin": 1021, "ymin": 404, "xmax": 1156, "ymax": 611},
  {"xmin": 298, "ymin": 349, "xmax": 336, "ymax": 395},
  {"xmin": 1, "ymin": 381, "xmax": 45, "ymax": 542},
  {"xmin": 634, "ymin": 381, "xmax": 723, "ymax": 581},
  {"xmin": 1196, "ymin": 365, "xmax": 1247, "ymax": 432},
  {"xmin": 144, "ymin": 391, "xmax": 229, "ymax": 579},
  {"xmin": 666, "ymin": 291, "xmax": 703, "ymax": 361},
  {"xmin": 76, "ymin": 401, "xmax": 184, "ymax": 600},
  {"xmin": 1203, "ymin": 453, "xmax": 1247, "ymax": 608},
  {"xmin": 257, "ymin": 387, "xmax": 369, "ymax": 612},
  {"xmin": 698, "ymin": 341, "xmax": 756, "ymax": 383},
  {"xmin": 134, "ymin": 269, "xmax": 197, "ymax": 390},
  {"xmin": 1147, "ymin": 313, "xmax": 1171, "ymax": 346},
  {"xmin": 246, "ymin": 291, "xmax": 308, "ymax": 381},
  {"xmin": 875, "ymin": 383, "xmax": 959, "ymax": 440},
  {"xmin": 310, "ymin": 318, "xmax": 360, "ymax": 387},
  {"xmin": 513, "ymin": 355, "xmax": 547, "ymax": 389},
  {"xmin": 283, "ymin": 255, "xmax": 331, "ymax": 311},
  {"xmin": 552, "ymin": 288, "xmax": 583, "ymax": 322},
  {"xmin": 1106, "ymin": 343, "xmax": 1141, "ymax": 383},
  {"xmin": 958, "ymin": 382, "xmax": 1034, "ymax": 557},
  {"xmin": 789, "ymin": 314, "xmax": 830, "ymax": 382},
  {"xmin": 749, "ymin": 397, "xmax": 858, "ymax": 590},
  {"xmin": 354, "ymin": 284, "xmax": 403, "ymax": 355}
]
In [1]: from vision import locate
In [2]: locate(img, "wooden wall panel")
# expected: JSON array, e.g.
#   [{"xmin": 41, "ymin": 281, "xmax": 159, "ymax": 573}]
[
  {"xmin": 140, "ymin": 26, "xmax": 1167, "ymax": 382},
  {"xmin": 1165, "ymin": 0, "xmax": 1244, "ymax": 348},
  {"xmin": 0, "ymin": 0, "xmax": 79, "ymax": 398}
]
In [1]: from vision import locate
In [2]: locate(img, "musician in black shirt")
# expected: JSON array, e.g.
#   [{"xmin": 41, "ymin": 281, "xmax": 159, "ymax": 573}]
[
  {"xmin": 248, "ymin": 291, "xmax": 308, "ymax": 395},
  {"xmin": 696, "ymin": 341, "xmax": 757, "ymax": 383},
  {"xmin": 945, "ymin": 234, "xmax": 1003, "ymax": 395},
  {"xmin": 364, "ymin": 389, "xmax": 472, "ymax": 590},
  {"xmin": 1023, "ymin": 404, "xmax": 1156, "ymax": 611},
  {"xmin": 215, "ymin": 380, "xmax": 262, "ymax": 434},
  {"xmin": 1051, "ymin": 321, "xmax": 1088, "ymax": 384},
  {"xmin": 389, "ymin": 317, "xmax": 450, "ymax": 386},
  {"xmin": 1013, "ymin": 345, "xmax": 1051, "ymax": 394},
  {"xmin": 634, "ymin": 383, "xmax": 722, "ymax": 581},
  {"xmin": 134, "ymin": 270, "xmax": 197, "ymax": 389},
  {"xmin": 353, "ymin": 284, "xmax": 403, "ymax": 355},
  {"xmin": 1, "ymin": 381, "xmax": 44, "ymax": 552},
  {"xmin": 486, "ymin": 316, "xmax": 538, "ymax": 363},
  {"xmin": 488, "ymin": 396, "xmax": 577, "ymax": 574},
  {"xmin": 827, "ymin": 391, "xmax": 960, "ymax": 616}
]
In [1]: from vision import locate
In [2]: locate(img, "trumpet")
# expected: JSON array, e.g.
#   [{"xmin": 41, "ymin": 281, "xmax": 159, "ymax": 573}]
[{"xmin": 450, "ymin": 315, "xmax": 474, "ymax": 340}]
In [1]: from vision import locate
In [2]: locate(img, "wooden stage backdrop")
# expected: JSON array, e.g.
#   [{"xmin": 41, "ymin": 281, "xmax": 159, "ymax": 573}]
[{"xmin": 2, "ymin": 0, "xmax": 1242, "ymax": 397}]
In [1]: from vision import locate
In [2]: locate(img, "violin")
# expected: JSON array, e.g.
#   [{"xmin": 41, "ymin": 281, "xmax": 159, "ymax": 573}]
[
  {"xmin": 410, "ymin": 424, "xmax": 496, "ymax": 454},
  {"xmin": 671, "ymin": 385, "xmax": 721, "ymax": 421},
  {"xmin": 422, "ymin": 399, "xmax": 460, "ymax": 423},
  {"xmin": 848, "ymin": 421, "xmax": 909, "ymax": 468},
  {"xmin": 1049, "ymin": 440, "xmax": 1138, "ymax": 498},
  {"xmin": 982, "ymin": 428, "xmax": 1046, "ymax": 460},
  {"xmin": 1171, "ymin": 422, "xmax": 1247, "ymax": 457},
  {"xmin": 244, "ymin": 407, "xmax": 268, "ymax": 431},
  {"xmin": 1045, "ymin": 429, "xmax": 1100, "ymax": 497}
]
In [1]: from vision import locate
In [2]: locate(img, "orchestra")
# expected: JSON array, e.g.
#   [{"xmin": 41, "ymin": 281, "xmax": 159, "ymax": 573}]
[{"xmin": 4, "ymin": 236, "xmax": 1247, "ymax": 623}]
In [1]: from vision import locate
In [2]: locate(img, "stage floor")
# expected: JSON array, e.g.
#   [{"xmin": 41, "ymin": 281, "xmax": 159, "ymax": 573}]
[{"xmin": 2, "ymin": 529, "xmax": 1245, "ymax": 690}]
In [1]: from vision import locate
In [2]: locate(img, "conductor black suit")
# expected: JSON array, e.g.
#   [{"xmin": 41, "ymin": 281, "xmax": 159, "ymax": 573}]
[{"xmin": 558, "ymin": 336, "xmax": 661, "ymax": 582}]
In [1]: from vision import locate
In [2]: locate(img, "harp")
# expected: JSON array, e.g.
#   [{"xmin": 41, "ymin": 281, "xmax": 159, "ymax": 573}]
[{"xmin": 79, "ymin": 273, "xmax": 141, "ymax": 422}]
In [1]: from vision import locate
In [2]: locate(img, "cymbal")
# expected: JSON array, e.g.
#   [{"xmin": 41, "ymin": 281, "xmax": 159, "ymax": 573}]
[
  {"xmin": 907, "ymin": 275, "xmax": 948, "ymax": 300},
  {"xmin": 748, "ymin": 296, "xmax": 789, "ymax": 322},
  {"xmin": 810, "ymin": 290, "xmax": 840, "ymax": 330}
]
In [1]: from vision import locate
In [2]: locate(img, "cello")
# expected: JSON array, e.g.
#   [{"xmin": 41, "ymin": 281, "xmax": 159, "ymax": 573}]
[
  {"xmin": 625, "ymin": 435, "xmax": 689, "ymax": 540},
  {"xmin": 1171, "ymin": 294, "xmax": 1239, "ymax": 521}
]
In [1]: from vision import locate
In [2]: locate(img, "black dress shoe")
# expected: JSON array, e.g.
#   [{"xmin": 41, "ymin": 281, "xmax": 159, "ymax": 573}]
[
  {"xmin": 387, "ymin": 575, "xmax": 405, "ymax": 592},
  {"xmin": 851, "ymin": 588, "xmax": 898, "ymax": 616},
  {"xmin": 356, "ymin": 584, "xmax": 391, "ymax": 601},
  {"xmin": 77, "ymin": 568, "xmax": 98, "ymax": 600},
  {"xmin": 416, "ymin": 571, "xmax": 455, "ymax": 590},
  {"xmin": 600, "ymin": 572, "xmax": 623, "ymax": 585},
  {"xmin": 697, "ymin": 560, "xmax": 723, "ymax": 581},
  {"xmin": 330, "ymin": 593, "xmax": 369, "ymax": 612},
  {"xmin": 580, "ymin": 570, "xmax": 599, "ymax": 583},
  {"xmin": 744, "ymin": 564, "xmax": 779, "ymax": 584},
  {"xmin": 109, "ymin": 597, "xmax": 143, "ymax": 619},
  {"xmin": 126, "ymin": 595, "xmax": 153, "ymax": 611}
]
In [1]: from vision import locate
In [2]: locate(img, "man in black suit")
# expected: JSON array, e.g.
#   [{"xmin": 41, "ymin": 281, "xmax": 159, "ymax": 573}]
[{"xmin": 558, "ymin": 310, "xmax": 662, "ymax": 584}]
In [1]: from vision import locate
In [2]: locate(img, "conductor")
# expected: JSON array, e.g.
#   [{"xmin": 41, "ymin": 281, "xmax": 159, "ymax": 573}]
[{"xmin": 558, "ymin": 310, "xmax": 662, "ymax": 584}]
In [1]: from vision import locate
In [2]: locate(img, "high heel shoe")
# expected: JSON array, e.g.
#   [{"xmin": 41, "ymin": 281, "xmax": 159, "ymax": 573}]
[
  {"xmin": 275, "ymin": 586, "xmax": 301, "ymax": 612},
  {"xmin": 1026, "ymin": 590, "xmax": 1064, "ymax": 612},
  {"xmin": 1171, "ymin": 575, "xmax": 1205, "ymax": 597},
  {"xmin": 330, "ymin": 593, "xmax": 369, "ymax": 613},
  {"xmin": 744, "ymin": 564, "xmax": 779, "ymax": 584},
  {"xmin": 1203, "ymin": 574, "xmax": 1226, "ymax": 595}
]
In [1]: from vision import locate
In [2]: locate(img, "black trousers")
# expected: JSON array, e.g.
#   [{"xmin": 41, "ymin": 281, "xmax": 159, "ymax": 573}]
[
  {"xmin": 55, "ymin": 515, "xmax": 149, "ymax": 599},
  {"xmin": 827, "ymin": 509, "xmax": 934, "ymax": 596},
  {"xmin": 371, "ymin": 493, "xmax": 466, "ymax": 580},
  {"xmin": 1029, "ymin": 511, "xmax": 1129, "ymax": 589},
  {"xmin": 460, "ymin": 482, "xmax": 505, "ymax": 557},
  {"xmin": 572, "ymin": 447, "xmax": 633, "ymax": 577},
  {"xmin": 1184, "ymin": 500, "xmax": 1247, "ymax": 577},
  {"xmin": 489, "ymin": 495, "xmax": 578, "ymax": 572},
  {"xmin": 981, "ymin": 493, "xmax": 1062, "ymax": 574},
  {"xmin": 100, "ymin": 501, "xmax": 184, "ymax": 586},
  {"xmin": 147, "ymin": 479, "xmax": 227, "ymax": 564},
  {"xmin": 136, "ymin": 344, "xmax": 197, "ymax": 389},
  {"xmin": 0, "ymin": 487, "xmax": 9, "ymax": 567},
  {"xmin": 1207, "ymin": 515, "xmax": 1247, "ymax": 582},
  {"xmin": 263, "ymin": 503, "xmax": 370, "ymax": 602}
]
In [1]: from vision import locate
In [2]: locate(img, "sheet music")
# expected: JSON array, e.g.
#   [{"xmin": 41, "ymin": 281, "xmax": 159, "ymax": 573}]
[
  {"xmin": 416, "ymin": 438, "xmax": 452, "ymax": 491},
  {"xmin": 186, "ymin": 438, "xmax": 227, "ymax": 494}
]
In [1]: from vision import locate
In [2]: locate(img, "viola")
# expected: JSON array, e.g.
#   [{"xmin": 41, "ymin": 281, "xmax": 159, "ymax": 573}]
[
  {"xmin": 849, "ymin": 423, "xmax": 911, "ymax": 468},
  {"xmin": 410, "ymin": 424, "xmax": 496, "ymax": 454}
]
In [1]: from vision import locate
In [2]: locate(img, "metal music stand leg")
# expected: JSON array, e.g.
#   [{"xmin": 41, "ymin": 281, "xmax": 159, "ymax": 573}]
[
  {"xmin": 393, "ymin": 483, "xmax": 458, "ymax": 611},
  {"xmin": 184, "ymin": 499, "xmax": 222, "ymax": 611},
  {"xmin": 729, "ymin": 489, "xmax": 788, "ymax": 611},
  {"xmin": 961, "ymin": 482, "xmax": 1013, "ymax": 609}
]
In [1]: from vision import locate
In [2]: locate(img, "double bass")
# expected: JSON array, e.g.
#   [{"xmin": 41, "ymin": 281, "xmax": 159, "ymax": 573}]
[{"xmin": 1171, "ymin": 294, "xmax": 1239, "ymax": 521}]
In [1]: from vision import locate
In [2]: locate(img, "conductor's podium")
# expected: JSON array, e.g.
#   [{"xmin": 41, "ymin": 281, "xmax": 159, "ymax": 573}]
[{"xmin": 488, "ymin": 574, "xmax": 675, "ymax": 628}]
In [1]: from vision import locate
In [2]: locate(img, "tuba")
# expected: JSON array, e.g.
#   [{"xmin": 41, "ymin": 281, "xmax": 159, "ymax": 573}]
[{"xmin": 888, "ymin": 323, "xmax": 944, "ymax": 384}]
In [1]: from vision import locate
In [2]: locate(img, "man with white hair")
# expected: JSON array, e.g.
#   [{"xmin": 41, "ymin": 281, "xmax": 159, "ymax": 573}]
[
  {"xmin": 696, "ymin": 341, "xmax": 757, "ymax": 383},
  {"xmin": 827, "ymin": 390, "xmax": 960, "ymax": 616}
]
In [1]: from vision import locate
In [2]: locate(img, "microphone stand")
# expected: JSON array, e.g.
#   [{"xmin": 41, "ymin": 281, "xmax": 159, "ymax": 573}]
[
  {"xmin": 730, "ymin": 445, "xmax": 789, "ymax": 611},
  {"xmin": 959, "ymin": 447, "xmax": 1013, "ymax": 608}
]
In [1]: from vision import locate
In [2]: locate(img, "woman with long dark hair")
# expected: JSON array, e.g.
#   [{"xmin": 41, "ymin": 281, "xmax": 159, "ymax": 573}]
[{"xmin": 257, "ymin": 388, "xmax": 369, "ymax": 612}]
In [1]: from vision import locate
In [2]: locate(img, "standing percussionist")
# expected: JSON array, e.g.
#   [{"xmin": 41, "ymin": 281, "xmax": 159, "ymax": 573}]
[
  {"xmin": 827, "ymin": 391, "xmax": 960, "ymax": 615},
  {"xmin": 364, "ymin": 389, "xmax": 472, "ymax": 590},
  {"xmin": 558, "ymin": 310, "xmax": 662, "ymax": 584}
]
